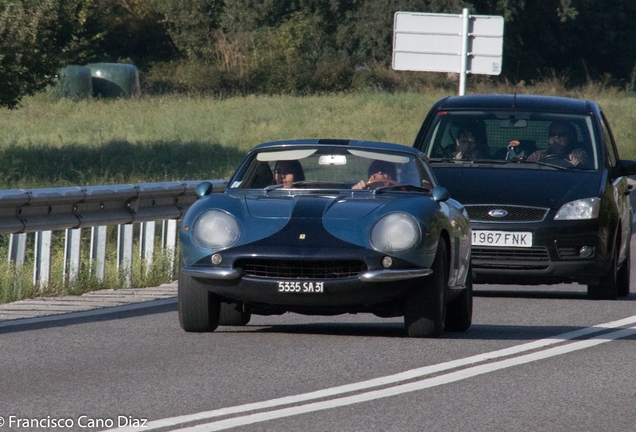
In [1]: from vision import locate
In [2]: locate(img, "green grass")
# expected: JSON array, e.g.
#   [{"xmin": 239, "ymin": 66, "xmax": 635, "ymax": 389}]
[
  {"xmin": 0, "ymin": 229, "xmax": 178, "ymax": 304},
  {"xmin": 1, "ymin": 87, "xmax": 634, "ymax": 190},
  {"xmin": 0, "ymin": 90, "xmax": 447, "ymax": 188}
]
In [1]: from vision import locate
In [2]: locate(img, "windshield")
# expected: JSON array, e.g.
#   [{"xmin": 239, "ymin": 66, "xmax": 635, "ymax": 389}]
[
  {"xmin": 421, "ymin": 111, "xmax": 599, "ymax": 170},
  {"xmin": 229, "ymin": 146, "xmax": 434, "ymax": 191}
]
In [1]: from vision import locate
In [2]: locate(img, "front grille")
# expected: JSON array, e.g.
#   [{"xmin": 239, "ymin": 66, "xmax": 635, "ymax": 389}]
[
  {"xmin": 465, "ymin": 205, "xmax": 549, "ymax": 223},
  {"xmin": 235, "ymin": 259, "xmax": 366, "ymax": 279},
  {"xmin": 472, "ymin": 246, "xmax": 550, "ymax": 270}
]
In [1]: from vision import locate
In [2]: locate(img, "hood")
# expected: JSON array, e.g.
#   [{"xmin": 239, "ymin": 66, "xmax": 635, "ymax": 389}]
[
  {"xmin": 431, "ymin": 166, "xmax": 602, "ymax": 209},
  {"xmin": 244, "ymin": 194, "xmax": 388, "ymax": 220}
]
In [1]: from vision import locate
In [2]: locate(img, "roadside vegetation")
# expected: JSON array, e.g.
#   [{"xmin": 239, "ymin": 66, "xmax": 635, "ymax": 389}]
[
  {"xmin": 0, "ymin": 237, "xmax": 177, "ymax": 304},
  {"xmin": 2, "ymin": 81, "xmax": 635, "ymax": 190}
]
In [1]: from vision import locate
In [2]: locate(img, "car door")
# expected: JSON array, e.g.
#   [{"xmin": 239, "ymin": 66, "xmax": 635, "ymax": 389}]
[{"xmin": 600, "ymin": 111, "xmax": 632, "ymax": 262}]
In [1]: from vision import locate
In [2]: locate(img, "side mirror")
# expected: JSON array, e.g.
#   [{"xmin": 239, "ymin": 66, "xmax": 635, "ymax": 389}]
[
  {"xmin": 615, "ymin": 159, "xmax": 636, "ymax": 178},
  {"xmin": 432, "ymin": 186, "xmax": 450, "ymax": 202},
  {"xmin": 195, "ymin": 181, "xmax": 213, "ymax": 197}
]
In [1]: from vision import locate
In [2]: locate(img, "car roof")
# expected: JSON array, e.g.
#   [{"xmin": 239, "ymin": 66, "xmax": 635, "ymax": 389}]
[
  {"xmin": 431, "ymin": 94, "xmax": 595, "ymax": 115},
  {"xmin": 252, "ymin": 139, "xmax": 422, "ymax": 156}
]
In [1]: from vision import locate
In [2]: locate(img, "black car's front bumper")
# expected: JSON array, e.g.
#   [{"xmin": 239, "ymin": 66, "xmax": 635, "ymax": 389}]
[{"xmin": 470, "ymin": 219, "xmax": 612, "ymax": 285}]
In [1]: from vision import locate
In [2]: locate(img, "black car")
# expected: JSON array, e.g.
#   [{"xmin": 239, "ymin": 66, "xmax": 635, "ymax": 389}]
[{"xmin": 413, "ymin": 94, "xmax": 636, "ymax": 299}]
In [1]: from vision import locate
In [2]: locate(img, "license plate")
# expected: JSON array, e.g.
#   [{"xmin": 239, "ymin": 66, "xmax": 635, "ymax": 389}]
[
  {"xmin": 472, "ymin": 230, "xmax": 533, "ymax": 247},
  {"xmin": 277, "ymin": 281, "xmax": 324, "ymax": 293}
]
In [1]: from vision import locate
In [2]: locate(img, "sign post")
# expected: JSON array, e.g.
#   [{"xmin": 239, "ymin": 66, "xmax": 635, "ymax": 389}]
[{"xmin": 392, "ymin": 8, "xmax": 504, "ymax": 95}]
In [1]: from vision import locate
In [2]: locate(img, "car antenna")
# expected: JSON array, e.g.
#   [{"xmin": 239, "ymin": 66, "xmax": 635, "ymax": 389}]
[{"xmin": 513, "ymin": 61, "xmax": 521, "ymax": 108}]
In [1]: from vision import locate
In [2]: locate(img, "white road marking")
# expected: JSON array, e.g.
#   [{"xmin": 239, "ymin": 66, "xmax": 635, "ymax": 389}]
[
  {"xmin": 0, "ymin": 298, "xmax": 177, "ymax": 328},
  {"xmin": 110, "ymin": 314, "xmax": 636, "ymax": 432},
  {"xmin": 178, "ymin": 326, "xmax": 636, "ymax": 432}
]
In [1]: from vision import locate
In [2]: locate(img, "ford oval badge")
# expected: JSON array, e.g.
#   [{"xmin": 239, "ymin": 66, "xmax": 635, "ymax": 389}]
[{"xmin": 488, "ymin": 209, "xmax": 508, "ymax": 218}]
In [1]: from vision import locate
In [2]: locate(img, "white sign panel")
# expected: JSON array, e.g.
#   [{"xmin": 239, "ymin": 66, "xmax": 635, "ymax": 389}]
[{"xmin": 392, "ymin": 11, "xmax": 504, "ymax": 75}]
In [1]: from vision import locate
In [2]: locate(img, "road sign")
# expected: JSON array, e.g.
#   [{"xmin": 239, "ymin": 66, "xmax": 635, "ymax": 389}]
[{"xmin": 392, "ymin": 9, "xmax": 504, "ymax": 95}]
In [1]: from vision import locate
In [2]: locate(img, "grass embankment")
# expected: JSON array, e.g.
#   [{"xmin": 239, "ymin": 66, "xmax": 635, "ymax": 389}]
[
  {"xmin": 0, "ymin": 87, "xmax": 634, "ymax": 303},
  {"xmin": 0, "ymin": 91, "xmax": 447, "ymax": 189}
]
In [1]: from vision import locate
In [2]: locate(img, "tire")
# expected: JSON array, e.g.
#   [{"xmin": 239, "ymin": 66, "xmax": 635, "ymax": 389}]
[
  {"xmin": 617, "ymin": 240, "xmax": 631, "ymax": 297},
  {"xmin": 445, "ymin": 264, "xmax": 473, "ymax": 332},
  {"xmin": 404, "ymin": 240, "xmax": 447, "ymax": 338},
  {"xmin": 588, "ymin": 243, "xmax": 619, "ymax": 300},
  {"xmin": 178, "ymin": 273, "xmax": 221, "ymax": 332},
  {"xmin": 219, "ymin": 303, "xmax": 251, "ymax": 326}
]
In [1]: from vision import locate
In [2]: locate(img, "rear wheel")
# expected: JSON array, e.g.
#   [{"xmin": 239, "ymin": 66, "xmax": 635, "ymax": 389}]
[
  {"xmin": 404, "ymin": 240, "xmax": 447, "ymax": 338},
  {"xmin": 178, "ymin": 273, "xmax": 221, "ymax": 332},
  {"xmin": 219, "ymin": 303, "xmax": 251, "ymax": 326},
  {"xmin": 617, "ymin": 240, "xmax": 631, "ymax": 297},
  {"xmin": 445, "ymin": 264, "xmax": 473, "ymax": 332}
]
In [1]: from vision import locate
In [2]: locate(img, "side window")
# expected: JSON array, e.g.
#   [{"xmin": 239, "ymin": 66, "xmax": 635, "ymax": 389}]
[{"xmin": 600, "ymin": 113, "xmax": 618, "ymax": 167}]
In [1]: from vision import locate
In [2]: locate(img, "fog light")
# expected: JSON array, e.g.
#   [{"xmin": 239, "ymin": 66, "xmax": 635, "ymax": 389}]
[
  {"xmin": 382, "ymin": 256, "xmax": 393, "ymax": 268},
  {"xmin": 579, "ymin": 246, "xmax": 594, "ymax": 258},
  {"xmin": 211, "ymin": 253, "xmax": 223, "ymax": 265}
]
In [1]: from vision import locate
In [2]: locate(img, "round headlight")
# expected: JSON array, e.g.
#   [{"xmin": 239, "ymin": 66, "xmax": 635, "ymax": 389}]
[
  {"xmin": 192, "ymin": 210, "xmax": 240, "ymax": 249},
  {"xmin": 371, "ymin": 212, "xmax": 420, "ymax": 252}
]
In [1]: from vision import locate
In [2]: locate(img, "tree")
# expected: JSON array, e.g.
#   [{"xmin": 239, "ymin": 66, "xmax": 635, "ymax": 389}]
[{"xmin": 0, "ymin": 0, "xmax": 91, "ymax": 109}]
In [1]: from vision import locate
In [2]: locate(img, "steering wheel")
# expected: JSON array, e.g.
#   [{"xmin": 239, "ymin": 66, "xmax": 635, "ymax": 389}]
[
  {"xmin": 539, "ymin": 153, "xmax": 573, "ymax": 167},
  {"xmin": 539, "ymin": 153, "xmax": 567, "ymax": 161},
  {"xmin": 364, "ymin": 178, "xmax": 399, "ymax": 189}
]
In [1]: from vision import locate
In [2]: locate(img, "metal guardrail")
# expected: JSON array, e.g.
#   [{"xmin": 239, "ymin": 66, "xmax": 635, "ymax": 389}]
[{"xmin": 2, "ymin": 180, "xmax": 227, "ymax": 289}]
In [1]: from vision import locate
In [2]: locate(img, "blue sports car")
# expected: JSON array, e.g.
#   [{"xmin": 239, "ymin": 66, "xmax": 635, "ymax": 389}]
[{"xmin": 178, "ymin": 139, "xmax": 472, "ymax": 337}]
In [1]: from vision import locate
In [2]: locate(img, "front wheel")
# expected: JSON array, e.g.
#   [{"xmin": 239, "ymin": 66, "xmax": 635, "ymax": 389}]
[
  {"xmin": 178, "ymin": 273, "xmax": 221, "ymax": 332},
  {"xmin": 404, "ymin": 240, "xmax": 448, "ymax": 338},
  {"xmin": 588, "ymin": 243, "xmax": 619, "ymax": 300},
  {"xmin": 445, "ymin": 264, "xmax": 473, "ymax": 332},
  {"xmin": 617, "ymin": 240, "xmax": 631, "ymax": 297}
]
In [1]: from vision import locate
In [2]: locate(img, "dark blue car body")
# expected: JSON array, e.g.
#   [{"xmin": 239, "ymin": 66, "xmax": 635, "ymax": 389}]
[{"xmin": 179, "ymin": 140, "xmax": 472, "ymax": 337}]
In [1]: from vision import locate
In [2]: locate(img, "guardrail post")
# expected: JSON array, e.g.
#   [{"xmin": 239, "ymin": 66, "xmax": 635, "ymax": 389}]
[
  {"xmin": 34, "ymin": 230, "xmax": 52, "ymax": 289},
  {"xmin": 90, "ymin": 226, "xmax": 107, "ymax": 283},
  {"xmin": 8, "ymin": 233, "xmax": 27, "ymax": 266},
  {"xmin": 140, "ymin": 221, "xmax": 155, "ymax": 275},
  {"xmin": 117, "ymin": 224, "xmax": 134, "ymax": 287},
  {"xmin": 64, "ymin": 228, "xmax": 82, "ymax": 282},
  {"xmin": 164, "ymin": 219, "xmax": 178, "ymax": 276}
]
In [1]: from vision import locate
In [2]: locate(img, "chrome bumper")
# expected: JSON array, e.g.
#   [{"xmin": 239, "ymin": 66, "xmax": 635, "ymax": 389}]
[{"xmin": 181, "ymin": 266, "xmax": 432, "ymax": 282}]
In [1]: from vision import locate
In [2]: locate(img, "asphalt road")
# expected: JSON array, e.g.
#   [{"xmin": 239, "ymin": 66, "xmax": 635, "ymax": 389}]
[{"xmin": 1, "ymin": 238, "xmax": 635, "ymax": 432}]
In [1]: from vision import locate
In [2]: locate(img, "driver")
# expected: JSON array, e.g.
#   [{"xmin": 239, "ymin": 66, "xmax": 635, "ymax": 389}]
[
  {"xmin": 352, "ymin": 160, "xmax": 397, "ymax": 189},
  {"xmin": 527, "ymin": 120, "xmax": 589, "ymax": 167},
  {"xmin": 273, "ymin": 160, "xmax": 305, "ymax": 188}
]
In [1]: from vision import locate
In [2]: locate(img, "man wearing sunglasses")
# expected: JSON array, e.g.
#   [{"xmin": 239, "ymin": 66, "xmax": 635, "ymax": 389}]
[{"xmin": 527, "ymin": 120, "xmax": 589, "ymax": 167}]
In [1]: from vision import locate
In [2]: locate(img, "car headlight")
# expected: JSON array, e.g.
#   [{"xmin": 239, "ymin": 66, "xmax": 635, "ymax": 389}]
[
  {"xmin": 192, "ymin": 210, "xmax": 240, "ymax": 249},
  {"xmin": 371, "ymin": 212, "xmax": 420, "ymax": 252},
  {"xmin": 554, "ymin": 198, "xmax": 600, "ymax": 220}
]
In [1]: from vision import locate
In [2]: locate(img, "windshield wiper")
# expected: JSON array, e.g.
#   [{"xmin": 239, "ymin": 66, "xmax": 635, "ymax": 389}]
[
  {"xmin": 264, "ymin": 181, "xmax": 324, "ymax": 192},
  {"xmin": 264, "ymin": 184, "xmax": 285, "ymax": 192},
  {"xmin": 375, "ymin": 185, "xmax": 431, "ymax": 194},
  {"xmin": 429, "ymin": 158, "xmax": 512, "ymax": 165},
  {"xmin": 518, "ymin": 159, "xmax": 572, "ymax": 170}
]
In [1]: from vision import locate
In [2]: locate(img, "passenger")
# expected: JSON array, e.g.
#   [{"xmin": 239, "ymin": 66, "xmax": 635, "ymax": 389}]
[
  {"xmin": 273, "ymin": 160, "xmax": 305, "ymax": 188},
  {"xmin": 527, "ymin": 120, "xmax": 589, "ymax": 167},
  {"xmin": 352, "ymin": 160, "xmax": 397, "ymax": 189},
  {"xmin": 454, "ymin": 120, "xmax": 490, "ymax": 160}
]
